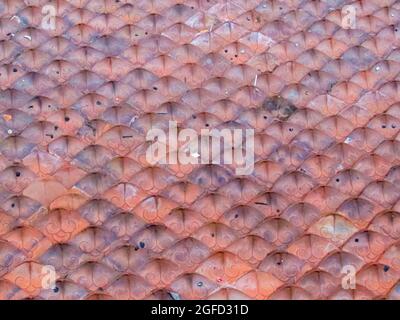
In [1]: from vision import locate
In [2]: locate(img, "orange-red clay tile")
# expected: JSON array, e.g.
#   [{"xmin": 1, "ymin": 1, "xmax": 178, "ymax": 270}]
[{"xmin": 0, "ymin": 0, "xmax": 399, "ymax": 300}]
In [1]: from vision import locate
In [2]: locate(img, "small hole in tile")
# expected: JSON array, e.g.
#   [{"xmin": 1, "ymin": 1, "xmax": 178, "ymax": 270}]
[
  {"xmin": 382, "ymin": 124, "xmax": 386, "ymax": 128},
  {"xmin": 224, "ymin": 49, "xmax": 228, "ymax": 53},
  {"xmin": 11, "ymin": 203, "xmax": 15, "ymax": 208},
  {"xmin": 53, "ymin": 287, "xmax": 59, "ymax": 293},
  {"xmin": 392, "ymin": 124, "xmax": 396, "ymax": 128},
  {"xmin": 355, "ymin": 238, "xmax": 359, "ymax": 242},
  {"xmin": 54, "ymin": 126, "xmax": 58, "ymax": 130},
  {"xmin": 13, "ymin": 68, "xmax": 17, "ymax": 73},
  {"xmin": 205, "ymin": 123, "xmax": 209, "ymax": 127},
  {"xmin": 15, "ymin": 171, "xmax": 21, "ymax": 177},
  {"xmin": 336, "ymin": 178, "xmax": 340, "ymax": 182},
  {"xmin": 96, "ymin": 101, "xmax": 102, "ymax": 105},
  {"xmin": 153, "ymin": 86, "xmax": 158, "ymax": 90},
  {"xmin": 64, "ymin": 116, "xmax": 70, "ymax": 122},
  {"xmin": 139, "ymin": 241, "xmax": 145, "ymax": 248},
  {"xmin": 383, "ymin": 265, "xmax": 390, "ymax": 272},
  {"xmin": 288, "ymin": 128, "xmax": 293, "ymax": 132},
  {"xmin": 211, "ymin": 233, "xmax": 215, "ymax": 237}
]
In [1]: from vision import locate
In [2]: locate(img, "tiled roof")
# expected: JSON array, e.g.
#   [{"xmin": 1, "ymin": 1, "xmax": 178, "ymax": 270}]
[{"xmin": 0, "ymin": 0, "xmax": 400, "ymax": 300}]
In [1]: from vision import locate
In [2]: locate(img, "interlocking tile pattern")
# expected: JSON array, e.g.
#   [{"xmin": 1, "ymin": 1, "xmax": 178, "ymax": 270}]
[{"xmin": 1, "ymin": 0, "xmax": 400, "ymax": 300}]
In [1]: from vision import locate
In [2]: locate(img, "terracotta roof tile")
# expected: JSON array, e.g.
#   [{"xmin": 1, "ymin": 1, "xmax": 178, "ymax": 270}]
[{"xmin": 0, "ymin": 0, "xmax": 400, "ymax": 300}]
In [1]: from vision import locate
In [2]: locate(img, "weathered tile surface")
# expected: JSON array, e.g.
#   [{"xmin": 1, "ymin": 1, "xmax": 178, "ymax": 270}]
[{"xmin": 0, "ymin": 0, "xmax": 400, "ymax": 299}]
